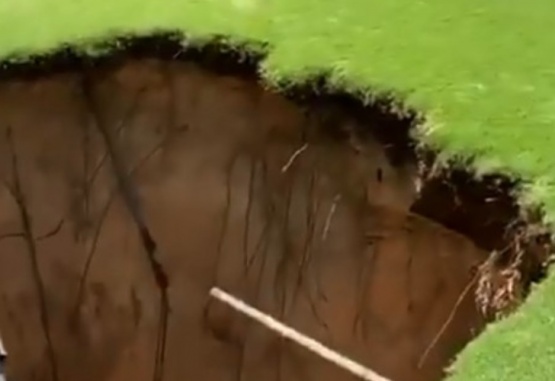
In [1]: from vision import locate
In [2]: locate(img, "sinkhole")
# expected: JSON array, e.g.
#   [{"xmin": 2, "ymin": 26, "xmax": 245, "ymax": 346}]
[{"xmin": 0, "ymin": 35, "xmax": 551, "ymax": 381}]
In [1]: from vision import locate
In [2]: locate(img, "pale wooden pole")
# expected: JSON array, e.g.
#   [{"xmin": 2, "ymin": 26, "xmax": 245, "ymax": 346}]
[
  {"xmin": 0, "ymin": 333, "xmax": 6, "ymax": 357},
  {"xmin": 209, "ymin": 287, "xmax": 394, "ymax": 381},
  {"xmin": 0, "ymin": 330, "xmax": 6, "ymax": 381}
]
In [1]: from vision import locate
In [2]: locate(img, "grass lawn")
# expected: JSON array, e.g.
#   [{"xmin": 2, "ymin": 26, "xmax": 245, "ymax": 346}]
[{"xmin": 0, "ymin": 0, "xmax": 554, "ymax": 379}]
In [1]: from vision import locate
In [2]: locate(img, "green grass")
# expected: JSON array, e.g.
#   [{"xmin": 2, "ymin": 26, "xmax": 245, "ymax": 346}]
[
  {"xmin": 447, "ymin": 270, "xmax": 555, "ymax": 381},
  {"xmin": 1, "ymin": 0, "xmax": 554, "ymax": 380}
]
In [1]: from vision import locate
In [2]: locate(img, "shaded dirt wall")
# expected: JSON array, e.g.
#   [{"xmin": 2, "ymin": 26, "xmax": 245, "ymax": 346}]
[{"xmin": 0, "ymin": 58, "xmax": 487, "ymax": 381}]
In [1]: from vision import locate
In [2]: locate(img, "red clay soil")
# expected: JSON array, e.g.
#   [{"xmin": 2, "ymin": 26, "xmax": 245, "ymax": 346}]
[{"xmin": 0, "ymin": 58, "xmax": 487, "ymax": 381}]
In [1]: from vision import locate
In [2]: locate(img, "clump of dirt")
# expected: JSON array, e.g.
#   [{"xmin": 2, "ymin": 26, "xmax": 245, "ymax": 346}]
[{"xmin": 0, "ymin": 35, "xmax": 551, "ymax": 381}]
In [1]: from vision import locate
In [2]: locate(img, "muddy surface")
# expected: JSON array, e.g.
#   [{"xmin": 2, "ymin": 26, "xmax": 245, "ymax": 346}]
[{"xmin": 0, "ymin": 58, "xmax": 489, "ymax": 381}]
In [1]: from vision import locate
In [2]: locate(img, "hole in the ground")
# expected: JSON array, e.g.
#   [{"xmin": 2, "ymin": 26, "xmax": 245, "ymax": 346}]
[{"xmin": 0, "ymin": 34, "xmax": 551, "ymax": 381}]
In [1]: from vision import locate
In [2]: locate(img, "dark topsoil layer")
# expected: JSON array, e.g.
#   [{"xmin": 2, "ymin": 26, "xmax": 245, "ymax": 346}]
[{"xmin": 0, "ymin": 33, "xmax": 551, "ymax": 381}]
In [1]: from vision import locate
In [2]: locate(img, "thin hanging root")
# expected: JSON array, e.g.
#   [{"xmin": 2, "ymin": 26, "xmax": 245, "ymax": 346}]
[
  {"xmin": 81, "ymin": 75, "xmax": 169, "ymax": 381},
  {"xmin": 281, "ymin": 143, "xmax": 308, "ymax": 173},
  {"xmin": 202, "ymin": 154, "xmax": 237, "ymax": 331},
  {"xmin": 35, "ymin": 219, "xmax": 65, "ymax": 241},
  {"xmin": 210, "ymin": 288, "xmax": 393, "ymax": 381},
  {"xmin": 85, "ymin": 88, "xmax": 145, "ymax": 191},
  {"xmin": 322, "ymin": 194, "xmax": 341, "ymax": 241},
  {"xmin": 291, "ymin": 171, "xmax": 328, "ymax": 332},
  {"xmin": 216, "ymin": 155, "xmax": 237, "ymax": 265},
  {"xmin": 417, "ymin": 272, "xmax": 479, "ymax": 368},
  {"xmin": 273, "ymin": 172, "xmax": 295, "ymax": 299},
  {"xmin": 243, "ymin": 158, "xmax": 257, "ymax": 272},
  {"xmin": 245, "ymin": 215, "xmax": 270, "ymax": 273},
  {"xmin": 235, "ymin": 229, "xmax": 271, "ymax": 381},
  {"xmin": 252, "ymin": 160, "xmax": 274, "ymax": 295},
  {"xmin": 353, "ymin": 247, "xmax": 377, "ymax": 339},
  {"xmin": 274, "ymin": 176, "xmax": 295, "ymax": 381},
  {"xmin": 73, "ymin": 139, "xmax": 167, "ymax": 315},
  {"xmin": 0, "ymin": 219, "xmax": 64, "ymax": 243},
  {"xmin": 72, "ymin": 189, "xmax": 116, "ymax": 316},
  {"xmin": 4, "ymin": 126, "xmax": 59, "ymax": 381},
  {"xmin": 292, "ymin": 170, "xmax": 317, "ymax": 302},
  {"xmin": 244, "ymin": 158, "xmax": 272, "ymax": 273}
]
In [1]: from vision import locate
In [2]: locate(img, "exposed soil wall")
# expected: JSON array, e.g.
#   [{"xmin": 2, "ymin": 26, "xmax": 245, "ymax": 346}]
[{"xmin": 0, "ymin": 45, "xmax": 544, "ymax": 381}]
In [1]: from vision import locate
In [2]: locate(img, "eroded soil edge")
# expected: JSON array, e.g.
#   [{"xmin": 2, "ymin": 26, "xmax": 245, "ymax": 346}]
[{"xmin": 0, "ymin": 37, "xmax": 551, "ymax": 381}]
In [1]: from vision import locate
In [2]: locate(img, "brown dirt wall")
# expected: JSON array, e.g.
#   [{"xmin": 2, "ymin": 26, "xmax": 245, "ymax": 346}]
[{"xmin": 0, "ymin": 55, "xmax": 515, "ymax": 381}]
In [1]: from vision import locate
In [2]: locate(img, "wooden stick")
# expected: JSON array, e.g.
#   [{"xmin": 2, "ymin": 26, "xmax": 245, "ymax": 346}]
[
  {"xmin": 209, "ymin": 287, "xmax": 393, "ymax": 381},
  {"xmin": 0, "ymin": 332, "xmax": 6, "ymax": 357},
  {"xmin": 0, "ymin": 331, "xmax": 7, "ymax": 381}
]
